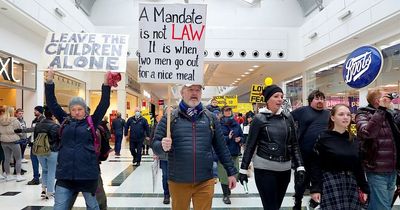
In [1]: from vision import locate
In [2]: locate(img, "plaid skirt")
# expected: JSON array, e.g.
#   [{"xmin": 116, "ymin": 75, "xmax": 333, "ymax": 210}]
[{"xmin": 320, "ymin": 171, "xmax": 364, "ymax": 210}]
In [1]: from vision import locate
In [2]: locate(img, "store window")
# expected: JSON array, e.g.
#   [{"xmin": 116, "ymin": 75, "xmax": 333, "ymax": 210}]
[
  {"xmin": 285, "ymin": 77, "xmax": 303, "ymax": 110},
  {"xmin": 0, "ymin": 51, "xmax": 36, "ymax": 90},
  {"xmin": 306, "ymin": 59, "xmax": 359, "ymax": 112},
  {"xmin": 53, "ymin": 73, "xmax": 86, "ymax": 111}
]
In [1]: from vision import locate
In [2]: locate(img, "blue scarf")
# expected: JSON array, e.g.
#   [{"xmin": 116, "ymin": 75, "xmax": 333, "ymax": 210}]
[{"xmin": 179, "ymin": 101, "xmax": 203, "ymax": 121}]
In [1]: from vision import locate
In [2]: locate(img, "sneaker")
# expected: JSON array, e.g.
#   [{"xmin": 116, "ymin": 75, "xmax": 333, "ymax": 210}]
[
  {"xmin": 0, "ymin": 173, "xmax": 5, "ymax": 180},
  {"xmin": 45, "ymin": 192, "xmax": 54, "ymax": 199},
  {"xmin": 6, "ymin": 175, "xmax": 16, "ymax": 182},
  {"xmin": 41, "ymin": 190, "xmax": 46, "ymax": 198},
  {"xmin": 27, "ymin": 178, "xmax": 40, "ymax": 185},
  {"xmin": 21, "ymin": 159, "xmax": 29, "ymax": 163},
  {"xmin": 16, "ymin": 175, "xmax": 26, "ymax": 182}
]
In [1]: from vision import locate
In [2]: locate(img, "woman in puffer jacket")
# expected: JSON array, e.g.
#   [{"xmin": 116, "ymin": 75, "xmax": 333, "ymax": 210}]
[{"xmin": 0, "ymin": 106, "xmax": 26, "ymax": 182}]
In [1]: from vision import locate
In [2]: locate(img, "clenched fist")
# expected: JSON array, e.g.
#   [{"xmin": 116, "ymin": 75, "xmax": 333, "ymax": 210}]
[{"xmin": 162, "ymin": 137, "xmax": 172, "ymax": 152}]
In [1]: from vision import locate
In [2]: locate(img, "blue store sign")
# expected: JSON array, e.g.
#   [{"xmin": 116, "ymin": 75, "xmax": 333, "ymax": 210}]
[{"xmin": 342, "ymin": 46, "xmax": 383, "ymax": 89}]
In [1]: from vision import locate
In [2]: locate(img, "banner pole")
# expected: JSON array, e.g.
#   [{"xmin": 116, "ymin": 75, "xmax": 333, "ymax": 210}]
[{"xmin": 166, "ymin": 84, "xmax": 171, "ymax": 139}]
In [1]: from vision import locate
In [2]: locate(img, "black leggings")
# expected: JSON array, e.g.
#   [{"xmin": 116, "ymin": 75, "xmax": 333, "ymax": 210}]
[{"xmin": 254, "ymin": 168, "xmax": 291, "ymax": 210}]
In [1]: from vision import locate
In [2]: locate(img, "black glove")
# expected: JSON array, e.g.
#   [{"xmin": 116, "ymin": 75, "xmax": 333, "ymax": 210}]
[
  {"xmin": 238, "ymin": 173, "xmax": 248, "ymax": 185},
  {"xmin": 14, "ymin": 128, "xmax": 22, "ymax": 133},
  {"xmin": 295, "ymin": 170, "xmax": 306, "ymax": 186}
]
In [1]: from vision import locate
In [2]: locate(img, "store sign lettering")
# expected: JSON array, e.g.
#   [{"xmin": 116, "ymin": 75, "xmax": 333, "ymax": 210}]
[
  {"xmin": 342, "ymin": 46, "xmax": 382, "ymax": 89},
  {"xmin": 0, "ymin": 57, "xmax": 20, "ymax": 83}
]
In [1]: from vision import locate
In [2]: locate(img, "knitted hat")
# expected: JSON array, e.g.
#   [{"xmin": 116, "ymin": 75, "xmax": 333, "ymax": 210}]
[
  {"xmin": 262, "ymin": 85, "xmax": 283, "ymax": 102},
  {"xmin": 69, "ymin": 97, "xmax": 87, "ymax": 110},
  {"xmin": 34, "ymin": 106, "xmax": 44, "ymax": 114}
]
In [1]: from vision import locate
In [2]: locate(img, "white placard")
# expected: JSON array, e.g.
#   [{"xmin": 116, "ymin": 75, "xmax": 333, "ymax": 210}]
[
  {"xmin": 138, "ymin": 3, "xmax": 206, "ymax": 84},
  {"xmin": 41, "ymin": 32, "xmax": 129, "ymax": 72}
]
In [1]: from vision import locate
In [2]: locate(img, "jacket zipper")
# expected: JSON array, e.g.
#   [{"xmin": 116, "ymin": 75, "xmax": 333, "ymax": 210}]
[{"xmin": 193, "ymin": 122, "xmax": 196, "ymax": 183}]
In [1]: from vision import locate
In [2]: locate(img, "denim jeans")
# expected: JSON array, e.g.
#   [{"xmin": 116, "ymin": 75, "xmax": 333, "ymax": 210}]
[
  {"xmin": 160, "ymin": 160, "xmax": 169, "ymax": 196},
  {"xmin": 54, "ymin": 185, "xmax": 99, "ymax": 210},
  {"xmin": 30, "ymin": 147, "xmax": 40, "ymax": 180},
  {"xmin": 366, "ymin": 171, "xmax": 396, "ymax": 210},
  {"xmin": 114, "ymin": 133, "xmax": 123, "ymax": 155},
  {"xmin": 37, "ymin": 152, "xmax": 58, "ymax": 193}
]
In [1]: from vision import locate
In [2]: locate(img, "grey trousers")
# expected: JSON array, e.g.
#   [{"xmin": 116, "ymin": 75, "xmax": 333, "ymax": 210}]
[{"xmin": 1, "ymin": 142, "xmax": 22, "ymax": 175}]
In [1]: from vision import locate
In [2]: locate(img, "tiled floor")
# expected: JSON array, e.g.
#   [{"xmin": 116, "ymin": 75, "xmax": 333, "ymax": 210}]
[{"xmin": 1, "ymin": 142, "xmax": 400, "ymax": 210}]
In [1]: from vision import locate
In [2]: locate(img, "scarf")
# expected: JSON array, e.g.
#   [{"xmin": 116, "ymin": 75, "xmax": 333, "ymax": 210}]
[{"xmin": 179, "ymin": 101, "xmax": 203, "ymax": 121}]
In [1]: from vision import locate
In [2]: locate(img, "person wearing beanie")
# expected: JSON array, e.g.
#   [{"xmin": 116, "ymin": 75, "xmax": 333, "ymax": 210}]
[
  {"xmin": 238, "ymin": 84, "xmax": 305, "ymax": 210},
  {"xmin": 44, "ymin": 69, "xmax": 117, "ymax": 209}
]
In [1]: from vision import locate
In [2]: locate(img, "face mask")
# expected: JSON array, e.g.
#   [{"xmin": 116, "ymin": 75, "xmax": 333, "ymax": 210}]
[{"xmin": 135, "ymin": 112, "xmax": 141, "ymax": 117}]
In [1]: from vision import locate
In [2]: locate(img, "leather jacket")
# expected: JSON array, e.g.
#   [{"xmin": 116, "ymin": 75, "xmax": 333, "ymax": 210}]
[{"xmin": 241, "ymin": 108, "xmax": 303, "ymax": 170}]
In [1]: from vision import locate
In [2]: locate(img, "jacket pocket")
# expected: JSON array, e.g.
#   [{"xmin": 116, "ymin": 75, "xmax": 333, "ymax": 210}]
[{"xmin": 267, "ymin": 142, "xmax": 279, "ymax": 151}]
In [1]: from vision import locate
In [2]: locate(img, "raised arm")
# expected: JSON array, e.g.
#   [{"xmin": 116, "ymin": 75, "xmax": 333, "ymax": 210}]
[{"xmin": 44, "ymin": 70, "xmax": 67, "ymax": 123}]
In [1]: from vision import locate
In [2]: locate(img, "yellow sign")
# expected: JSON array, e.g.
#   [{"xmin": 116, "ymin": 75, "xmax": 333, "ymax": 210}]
[
  {"xmin": 249, "ymin": 84, "xmax": 265, "ymax": 103},
  {"xmin": 213, "ymin": 96, "xmax": 226, "ymax": 107},
  {"xmin": 224, "ymin": 95, "xmax": 238, "ymax": 112},
  {"xmin": 141, "ymin": 108, "xmax": 151, "ymax": 124},
  {"xmin": 236, "ymin": 103, "xmax": 253, "ymax": 114}
]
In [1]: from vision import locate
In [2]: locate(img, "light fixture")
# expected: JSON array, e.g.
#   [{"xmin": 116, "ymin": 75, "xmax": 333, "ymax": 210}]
[
  {"xmin": 241, "ymin": 75, "xmax": 246, "ymax": 77},
  {"xmin": 252, "ymin": 65, "xmax": 259, "ymax": 68},
  {"xmin": 248, "ymin": 68, "xmax": 254, "ymax": 72},
  {"xmin": 308, "ymin": 32, "xmax": 318, "ymax": 39},
  {"xmin": 55, "ymin": 7, "xmax": 66, "ymax": 18},
  {"xmin": 338, "ymin": 10, "xmax": 352, "ymax": 20},
  {"xmin": 244, "ymin": 72, "xmax": 250, "ymax": 75},
  {"xmin": 237, "ymin": 78, "xmax": 241, "ymax": 81}
]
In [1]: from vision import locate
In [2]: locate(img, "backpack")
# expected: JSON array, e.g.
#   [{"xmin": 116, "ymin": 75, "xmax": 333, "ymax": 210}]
[
  {"xmin": 170, "ymin": 109, "xmax": 215, "ymax": 138},
  {"xmin": 32, "ymin": 132, "xmax": 51, "ymax": 156},
  {"xmin": 59, "ymin": 116, "xmax": 111, "ymax": 161}
]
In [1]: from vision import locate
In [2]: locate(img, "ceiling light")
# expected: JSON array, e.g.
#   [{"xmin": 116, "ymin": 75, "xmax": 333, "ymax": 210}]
[
  {"xmin": 241, "ymin": 75, "xmax": 246, "ymax": 77},
  {"xmin": 55, "ymin": 7, "xmax": 66, "ymax": 18},
  {"xmin": 252, "ymin": 65, "xmax": 259, "ymax": 68},
  {"xmin": 1, "ymin": 7, "xmax": 8, "ymax": 10},
  {"xmin": 237, "ymin": 78, "xmax": 241, "ymax": 81},
  {"xmin": 248, "ymin": 68, "xmax": 254, "ymax": 71},
  {"xmin": 244, "ymin": 72, "xmax": 250, "ymax": 75}
]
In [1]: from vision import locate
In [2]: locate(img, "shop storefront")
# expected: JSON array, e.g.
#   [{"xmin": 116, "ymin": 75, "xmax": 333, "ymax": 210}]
[
  {"xmin": 0, "ymin": 50, "xmax": 36, "ymax": 108},
  {"xmin": 53, "ymin": 73, "xmax": 86, "ymax": 111}
]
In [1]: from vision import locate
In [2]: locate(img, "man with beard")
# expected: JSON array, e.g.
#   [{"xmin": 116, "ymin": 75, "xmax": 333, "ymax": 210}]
[
  {"xmin": 152, "ymin": 84, "xmax": 237, "ymax": 210},
  {"xmin": 124, "ymin": 107, "xmax": 150, "ymax": 166},
  {"xmin": 291, "ymin": 90, "xmax": 330, "ymax": 210}
]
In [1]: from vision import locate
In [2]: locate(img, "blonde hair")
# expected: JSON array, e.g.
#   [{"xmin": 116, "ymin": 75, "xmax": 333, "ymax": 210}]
[{"xmin": 2, "ymin": 106, "xmax": 15, "ymax": 119}]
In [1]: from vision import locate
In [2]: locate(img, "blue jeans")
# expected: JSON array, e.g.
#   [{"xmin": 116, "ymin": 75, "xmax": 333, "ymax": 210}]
[
  {"xmin": 37, "ymin": 152, "xmax": 58, "ymax": 193},
  {"xmin": 366, "ymin": 171, "xmax": 396, "ymax": 210},
  {"xmin": 114, "ymin": 133, "xmax": 123, "ymax": 155},
  {"xmin": 160, "ymin": 160, "xmax": 169, "ymax": 196},
  {"xmin": 30, "ymin": 147, "xmax": 40, "ymax": 180},
  {"xmin": 54, "ymin": 185, "xmax": 99, "ymax": 210}
]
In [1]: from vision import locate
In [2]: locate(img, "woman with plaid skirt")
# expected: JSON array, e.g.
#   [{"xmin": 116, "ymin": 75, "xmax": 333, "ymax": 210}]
[{"xmin": 310, "ymin": 104, "xmax": 369, "ymax": 209}]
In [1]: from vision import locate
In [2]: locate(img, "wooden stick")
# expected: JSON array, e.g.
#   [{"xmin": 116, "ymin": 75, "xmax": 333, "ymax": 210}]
[{"xmin": 166, "ymin": 84, "xmax": 171, "ymax": 139}]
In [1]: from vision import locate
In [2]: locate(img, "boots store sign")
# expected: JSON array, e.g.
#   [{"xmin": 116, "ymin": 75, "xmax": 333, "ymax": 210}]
[
  {"xmin": 342, "ymin": 46, "xmax": 383, "ymax": 89},
  {"xmin": 0, "ymin": 57, "xmax": 20, "ymax": 83}
]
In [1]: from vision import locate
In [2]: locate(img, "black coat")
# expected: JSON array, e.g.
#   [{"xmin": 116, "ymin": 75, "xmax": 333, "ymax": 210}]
[{"xmin": 33, "ymin": 118, "xmax": 60, "ymax": 152}]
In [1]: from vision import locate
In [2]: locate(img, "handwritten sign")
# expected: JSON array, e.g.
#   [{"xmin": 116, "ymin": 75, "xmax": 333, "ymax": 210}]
[
  {"xmin": 42, "ymin": 32, "xmax": 129, "ymax": 72},
  {"xmin": 138, "ymin": 4, "xmax": 206, "ymax": 84},
  {"xmin": 250, "ymin": 84, "xmax": 264, "ymax": 103}
]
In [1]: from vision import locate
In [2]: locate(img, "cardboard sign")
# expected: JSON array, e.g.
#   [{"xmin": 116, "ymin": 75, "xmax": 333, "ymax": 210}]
[
  {"xmin": 236, "ymin": 103, "xmax": 253, "ymax": 115},
  {"xmin": 250, "ymin": 84, "xmax": 264, "ymax": 103},
  {"xmin": 138, "ymin": 4, "xmax": 207, "ymax": 84},
  {"xmin": 42, "ymin": 32, "xmax": 129, "ymax": 72}
]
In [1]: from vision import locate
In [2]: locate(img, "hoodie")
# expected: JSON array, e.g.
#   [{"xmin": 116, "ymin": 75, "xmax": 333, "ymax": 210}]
[{"xmin": 0, "ymin": 117, "xmax": 22, "ymax": 143}]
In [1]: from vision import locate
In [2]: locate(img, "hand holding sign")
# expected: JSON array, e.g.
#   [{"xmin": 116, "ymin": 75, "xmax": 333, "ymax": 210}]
[
  {"xmin": 105, "ymin": 72, "xmax": 122, "ymax": 87},
  {"xmin": 45, "ymin": 68, "xmax": 55, "ymax": 83}
]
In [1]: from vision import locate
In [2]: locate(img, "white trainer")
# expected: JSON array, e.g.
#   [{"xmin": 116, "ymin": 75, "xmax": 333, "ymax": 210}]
[
  {"xmin": 16, "ymin": 175, "xmax": 26, "ymax": 182},
  {"xmin": 6, "ymin": 175, "xmax": 16, "ymax": 182},
  {"xmin": 21, "ymin": 159, "xmax": 29, "ymax": 163}
]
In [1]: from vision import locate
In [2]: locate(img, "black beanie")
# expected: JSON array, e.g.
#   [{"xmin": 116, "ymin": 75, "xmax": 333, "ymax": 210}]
[
  {"xmin": 262, "ymin": 85, "xmax": 283, "ymax": 102},
  {"xmin": 34, "ymin": 106, "xmax": 44, "ymax": 114}
]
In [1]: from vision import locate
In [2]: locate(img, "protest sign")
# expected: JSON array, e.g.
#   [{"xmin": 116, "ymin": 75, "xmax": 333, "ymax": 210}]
[
  {"xmin": 138, "ymin": 4, "xmax": 206, "ymax": 84},
  {"xmin": 236, "ymin": 103, "xmax": 253, "ymax": 115},
  {"xmin": 42, "ymin": 32, "xmax": 129, "ymax": 72},
  {"xmin": 250, "ymin": 84, "xmax": 264, "ymax": 103}
]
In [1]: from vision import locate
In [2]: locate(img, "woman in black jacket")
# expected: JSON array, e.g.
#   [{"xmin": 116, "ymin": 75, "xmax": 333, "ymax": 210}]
[
  {"xmin": 310, "ymin": 104, "xmax": 369, "ymax": 209},
  {"xmin": 238, "ymin": 85, "xmax": 305, "ymax": 210}
]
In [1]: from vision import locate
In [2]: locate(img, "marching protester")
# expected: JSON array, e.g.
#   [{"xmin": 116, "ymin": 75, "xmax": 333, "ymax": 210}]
[
  {"xmin": 45, "ymin": 69, "xmax": 116, "ymax": 210},
  {"xmin": 111, "ymin": 112, "xmax": 125, "ymax": 156},
  {"xmin": 218, "ymin": 105, "xmax": 244, "ymax": 204},
  {"xmin": 238, "ymin": 84, "xmax": 305, "ymax": 210},
  {"xmin": 291, "ymin": 90, "xmax": 330, "ymax": 209},
  {"xmin": 310, "ymin": 104, "xmax": 369, "ymax": 209},
  {"xmin": 152, "ymin": 84, "xmax": 237, "ymax": 210}
]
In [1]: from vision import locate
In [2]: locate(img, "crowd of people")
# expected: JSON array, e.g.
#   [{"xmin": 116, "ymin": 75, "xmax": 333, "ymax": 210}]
[{"xmin": 1, "ymin": 71, "xmax": 400, "ymax": 210}]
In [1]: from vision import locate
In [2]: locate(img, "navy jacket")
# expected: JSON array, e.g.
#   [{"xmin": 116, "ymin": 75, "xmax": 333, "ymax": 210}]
[
  {"xmin": 220, "ymin": 117, "xmax": 244, "ymax": 157},
  {"xmin": 152, "ymin": 107, "xmax": 238, "ymax": 183},
  {"xmin": 45, "ymin": 82, "xmax": 110, "ymax": 180},
  {"xmin": 125, "ymin": 116, "xmax": 150, "ymax": 141},
  {"xmin": 34, "ymin": 118, "xmax": 60, "ymax": 152},
  {"xmin": 112, "ymin": 117, "xmax": 125, "ymax": 136}
]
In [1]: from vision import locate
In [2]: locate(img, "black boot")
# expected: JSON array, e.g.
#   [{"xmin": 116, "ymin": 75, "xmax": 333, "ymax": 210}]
[
  {"xmin": 221, "ymin": 184, "xmax": 231, "ymax": 204},
  {"xmin": 293, "ymin": 198, "xmax": 302, "ymax": 210},
  {"xmin": 163, "ymin": 195, "xmax": 170, "ymax": 204}
]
